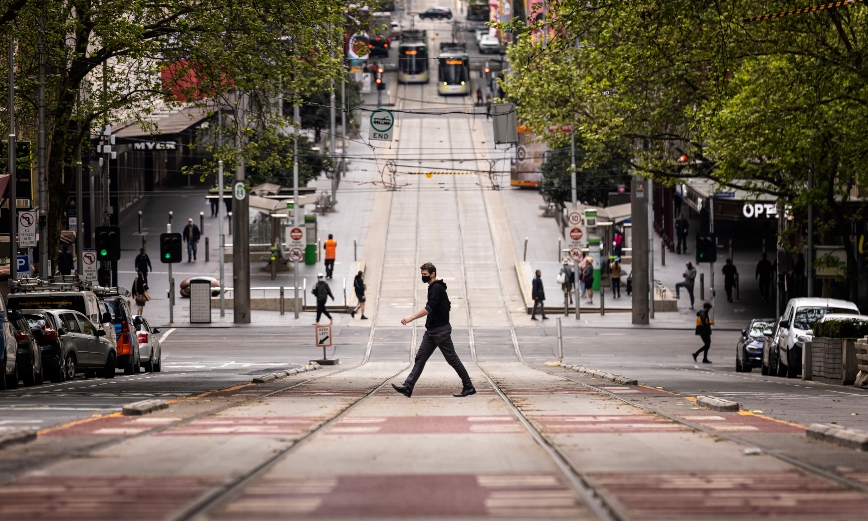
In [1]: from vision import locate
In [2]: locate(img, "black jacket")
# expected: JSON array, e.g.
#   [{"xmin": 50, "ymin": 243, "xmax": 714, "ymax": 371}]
[
  {"xmin": 354, "ymin": 276, "xmax": 365, "ymax": 297},
  {"xmin": 135, "ymin": 253, "xmax": 152, "ymax": 273},
  {"xmin": 57, "ymin": 251, "xmax": 74, "ymax": 274},
  {"xmin": 132, "ymin": 277, "xmax": 148, "ymax": 296},
  {"xmin": 424, "ymin": 280, "xmax": 451, "ymax": 330},
  {"xmin": 695, "ymin": 309, "xmax": 712, "ymax": 336},
  {"xmin": 313, "ymin": 280, "xmax": 334, "ymax": 304},
  {"xmin": 532, "ymin": 276, "xmax": 545, "ymax": 301},
  {"xmin": 183, "ymin": 224, "xmax": 201, "ymax": 243}
]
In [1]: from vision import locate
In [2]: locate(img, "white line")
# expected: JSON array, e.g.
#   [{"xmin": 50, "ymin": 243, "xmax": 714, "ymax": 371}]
[{"xmin": 160, "ymin": 327, "xmax": 177, "ymax": 344}]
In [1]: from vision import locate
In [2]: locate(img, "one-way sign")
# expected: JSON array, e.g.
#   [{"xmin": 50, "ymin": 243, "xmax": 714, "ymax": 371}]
[{"xmin": 369, "ymin": 109, "xmax": 394, "ymax": 141}]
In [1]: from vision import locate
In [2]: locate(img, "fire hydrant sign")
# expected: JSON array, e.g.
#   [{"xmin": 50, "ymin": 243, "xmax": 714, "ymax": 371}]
[
  {"xmin": 18, "ymin": 210, "xmax": 37, "ymax": 247},
  {"xmin": 369, "ymin": 109, "xmax": 394, "ymax": 141},
  {"xmin": 285, "ymin": 226, "xmax": 306, "ymax": 263},
  {"xmin": 316, "ymin": 325, "xmax": 332, "ymax": 347}
]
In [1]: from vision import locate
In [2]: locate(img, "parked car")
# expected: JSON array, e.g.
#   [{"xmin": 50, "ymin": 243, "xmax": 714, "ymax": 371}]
[
  {"xmin": 419, "ymin": 6, "xmax": 452, "ymax": 19},
  {"xmin": 133, "ymin": 315, "xmax": 162, "ymax": 373},
  {"xmin": 736, "ymin": 318, "xmax": 774, "ymax": 373},
  {"xmin": 22, "ymin": 310, "xmax": 68, "ymax": 382},
  {"xmin": 1, "ymin": 310, "xmax": 20, "ymax": 390},
  {"xmin": 390, "ymin": 21, "xmax": 402, "ymax": 39},
  {"xmin": 475, "ymin": 29, "xmax": 488, "ymax": 45},
  {"xmin": 180, "ymin": 277, "xmax": 222, "ymax": 298},
  {"xmin": 9, "ymin": 309, "xmax": 43, "ymax": 386},
  {"xmin": 54, "ymin": 310, "xmax": 116, "ymax": 379},
  {"xmin": 7, "ymin": 289, "xmax": 115, "ymax": 342},
  {"xmin": 478, "ymin": 35, "xmax": 503, "ymax": 54},
  {"xmin": 763, "ymin": 297, "xmax": 859, "ymax": 378},
  {"xmin": 369, "ymin": 35, "xmax": 392, "ymax": 57},
  {"xmin": 103, "ymin": 294, "xmax": 141, "ymax": 374}
]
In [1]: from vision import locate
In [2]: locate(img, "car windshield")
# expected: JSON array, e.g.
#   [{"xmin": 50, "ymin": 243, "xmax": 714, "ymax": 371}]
[
  {"xmin": 748, "ymin": 321, "xmax": 773, "ymax": 338},
  {"xmin": 794, "ymin": 307, "xmax": 857, "ymax": 330},
  {"xmin": 24, "ymin": 315, "xmax": 47, "ymax": 330}
]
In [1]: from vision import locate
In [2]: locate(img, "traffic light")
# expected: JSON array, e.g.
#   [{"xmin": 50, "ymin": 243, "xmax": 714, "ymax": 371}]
[
  {"xmin": 376, "ymin": 77, "xmax": 386, "ymax": 90},
  {"xmin": 696, "ymin": 233, "xmax": 717, "ymax": 263},
  {"xmin": 160, "ymin": 233, "xmax": 183, "ymax": 264},
  {"xmin": 94, "ymin": 226, "xmax": 121, "ymax": 262}
]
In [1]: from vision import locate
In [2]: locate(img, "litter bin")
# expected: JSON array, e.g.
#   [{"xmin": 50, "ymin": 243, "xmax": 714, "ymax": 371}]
[
  {"xmin": 305, "ymin": 214, "xmax": 317, "ymax": 265},
  {"xmin": 189, "ymin": 279, "xmax": 212, "ymax": 324}
]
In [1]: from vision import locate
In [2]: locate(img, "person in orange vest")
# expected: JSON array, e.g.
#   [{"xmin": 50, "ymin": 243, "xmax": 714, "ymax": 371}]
[{"xmin": 323, "ymin": 234, "xmax": 337, "ymax": 279}]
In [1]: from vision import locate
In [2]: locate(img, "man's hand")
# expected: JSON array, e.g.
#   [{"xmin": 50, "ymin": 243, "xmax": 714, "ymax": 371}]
[{"xmin": 401, "ymin": 316, "xmax": 414, "ymax": 325}]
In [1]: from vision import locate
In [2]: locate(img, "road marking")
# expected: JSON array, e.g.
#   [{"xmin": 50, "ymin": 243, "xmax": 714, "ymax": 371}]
[{"xmin": 160, "ymin": 327, "xmax": 176, "ymax": 343}]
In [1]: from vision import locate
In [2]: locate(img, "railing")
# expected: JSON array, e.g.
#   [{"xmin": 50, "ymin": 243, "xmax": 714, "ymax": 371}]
[{"xmin": 220, "ymin": 286, "xmax": 301, "ymax": 316}]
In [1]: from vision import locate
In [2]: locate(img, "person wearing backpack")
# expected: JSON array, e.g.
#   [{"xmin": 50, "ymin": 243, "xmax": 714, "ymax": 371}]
[
  {"xmin": 693, "ymin": 302, "xmax": 713, "ymax": 363},
  {"xmin": 558, "ymin": 259, "xmax": 574, "ymax": 305},
  {"xmin": 312, "ymin": 273, "xmax": 334, "ymax": 325}
]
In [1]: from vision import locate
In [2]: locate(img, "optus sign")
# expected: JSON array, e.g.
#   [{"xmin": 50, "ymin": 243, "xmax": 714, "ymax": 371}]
[{"xmin": 742, "ymin": 203, "xmax": 777, "ymax": 218}]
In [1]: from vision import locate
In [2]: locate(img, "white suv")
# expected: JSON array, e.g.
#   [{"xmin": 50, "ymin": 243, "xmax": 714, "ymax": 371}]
[{"xmin": 765, "ymin": 297, "xmax": 859, "ymax": 378}]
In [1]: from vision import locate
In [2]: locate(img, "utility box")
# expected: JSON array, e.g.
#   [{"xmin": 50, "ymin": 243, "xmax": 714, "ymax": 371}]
[
  {"xmin": 305, "ymin": 214, "xmax": 317, "ymax": 265},
  {"xmin": 189, "ymin": 279, "xmax": 212, "ymax": 323}
]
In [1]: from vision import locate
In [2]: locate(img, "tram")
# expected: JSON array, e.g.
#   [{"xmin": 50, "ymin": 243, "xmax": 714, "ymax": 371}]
[
  {"xmin": 437, "ymin": 43, "xmax": 470, "ymax": 96},
  {"xmin": 397, "ymin": 30, "xmax": 429, "ymax": 84},
  {"xmin": 466, "ymin": 0, "xmax": 489, "ymax": 31}
]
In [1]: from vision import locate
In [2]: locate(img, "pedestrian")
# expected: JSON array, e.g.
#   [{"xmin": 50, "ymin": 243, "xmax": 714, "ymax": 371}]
[
  {"xmin": 756, "ymin": 252, "xmax": 774, "ymax": 302},
  {"xmin": 476, "ymin": 87, "xmax": 483, "ymax": 106},
  {"xmin": 485, "ymin": 95, "xmax": 492, "ymax": 119},
  {"xmin": 577, "ymin": 257, "xmax": 588, "ymax": 298},
  {"xmin": 558, "ymin": 259, "xmax": 574, "ymax": 305},
  {"xmin": 692, "ymin": 302, "xmax": 713, "ymax": 363},
  {"xmin": 57, "ymin": 244, "xmax": 74, "ymax": 276},
  {"xmin": 610, "ymin": 256, "xmax": 622, "ymax": 298},
  {"xmin": 312, "ymin": 273, "xmax": 334, "ymax": 325},
  {"xmin": 582, "ymin": 256, "xmax": 594, "ymax": 305},
  {"xmin": 392, "ymin": 262, "xmax": 475, "ymax": 398},
  {"xmin": 531, "ymin": 269, "xmax": 547, "ymax": 320},
  {"xmin": 209, "ymin": 195, "xmax": 218, "ymax": 217},
  {"xmin": 722, "ymin": 258, "xmax": 738, "ymax": 303},
  {"xmin": 183, "ymin": 218, "xmax": 201, "ymax": 262},
  {"xmin": 675, "ymin": 261, "xmax": 697, "ymax": 310},
  {"xmin": 131, "ymin": 272, "xmax": 149, "ymax": 316},
  {"xmin": 613, "ymin": 230, "xmax": 624, "ymax": 257},
  {"xmin": 323, "ymin": 233, "xmax": 336, "ymax": 279},
  {"xmin": 134, "ymin": 248, "xmax": 153, "ymax": 283},
  {"xmin": 351, "ymin": 270, "xmax": 367, "ymax": 319},
  {"xmin": 675, "ymin": 213, "xmax": 689, "ymax": 254}
]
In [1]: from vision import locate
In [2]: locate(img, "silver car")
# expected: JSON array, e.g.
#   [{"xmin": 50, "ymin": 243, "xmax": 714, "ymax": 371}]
[
  {"xmin": 50, "ymin": 310, "xmax": 116, "ymax": 379},
  {"xmin": 134, "ymin": 316, "xmax": 162, "ymax": 372}
]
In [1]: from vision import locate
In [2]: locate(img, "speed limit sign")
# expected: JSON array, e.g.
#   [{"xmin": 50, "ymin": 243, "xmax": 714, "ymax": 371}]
[{"xmin": 568, "ymin": 212, "xmax": 582, "ymax": 226}]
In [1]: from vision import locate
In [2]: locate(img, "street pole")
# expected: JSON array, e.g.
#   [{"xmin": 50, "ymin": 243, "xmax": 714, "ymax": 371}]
[
  {"xmin": 631, "ymin": 172, "xmax": 649, "ymax": 324},
  {"xmin": 233, "ymin": 91, "xmax": 251, "ymax": 323},
  {"xmin": 8, "ymin": 33, "xmax": 16, "ymax": 282},
  {"xmin": 293, "ymin": 104, "xmax": 300, "ymax": 319},
  {"xmin": 341, "ymin": 76, "xmax": 347, "ymax": 182},
  {"xmin": 37, "ymin": 20, "xmax": 48, "ymax": 276},
  {"xmin": 570, "ymin": 129, "xmax": 577, "ymax": 211},
  {"xmin": 648, "ymin": 178, "xmax": 654, "ymax": 319},
  {"xmin": 167, "ymin": 219, "xmax": 173, "ymax": 324},
  {"xmin": 76, "ymin": 159, "xmax": 83, "ymax": 275},
  {"xmin": 710, "ymin": 196, "xmax": 715, "ymax": 318},
  {"xmin": 218, "ymin": 160, "xmax": 225, "ymax": 317},
  {"xmin": 807, "ymin": 168, "xmax": 814, "ymax": 298},
  {"xmin": 330, "ymin": 79, "xmax": 337, "ymax": 205}
]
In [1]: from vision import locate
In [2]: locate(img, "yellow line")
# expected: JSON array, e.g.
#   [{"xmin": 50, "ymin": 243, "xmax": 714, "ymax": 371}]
[
  {"xmin": 38, "ymin": 411, "xmax": 122, "ymax": 436},
  {"xmin": 737, "ymin": 409, "xmax": 805, "ymax": 429}
]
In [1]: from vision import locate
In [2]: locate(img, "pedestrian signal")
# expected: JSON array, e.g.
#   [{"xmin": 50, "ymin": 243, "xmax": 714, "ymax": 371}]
[
  {"xmin": 696, "ymin": 233, "xmax": 717, "ymax": 263},
  {"xmin": 160, "ymin": 233, "xmax": 183, "ymax": 264},
  {"xmin": 94, "ymin": 226, "xmax": 121, "ymax": 261}
]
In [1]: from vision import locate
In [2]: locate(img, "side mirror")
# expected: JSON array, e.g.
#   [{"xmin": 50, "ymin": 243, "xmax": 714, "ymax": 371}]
[
  {"xmin": 151, "ymin": 327, "xmax": 161, "ymax": 334},
  {"xmin": 779, "ymin": 320, "xmax": 789, "ymax": 329},
  {"xmin": 741, "ymin": 329, "xmax": 747, "ymax": 337},
  {"xmin": 762, "ymin": 329, "xmax": 773, "ymax": 337},
  {"xmin": 133, "ymin": 316, "xmax": 143, "ymax": 327},
  {"xmin": 102, "ymin": 312, "xmax": 112, "ymax": 324},
  {"xmin": 94, "ymin": 329, "xmax": 106, "ymax": 337},
  {"xmin": 57, "ymin": 327, "xmax": 68, "ymax": 336},
  {"xmin": 805, "ymin": 329, "xmax": 814, "ymax": 336}
]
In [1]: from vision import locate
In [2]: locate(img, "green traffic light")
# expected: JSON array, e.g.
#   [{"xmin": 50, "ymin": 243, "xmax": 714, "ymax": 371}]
[
  {"xmin": 165, "ymin": 253, "xmax": 171, "ymax": 259},
  {"xmin": 100, "ymin": 249, "xmax": 108, "ymax": 257}
]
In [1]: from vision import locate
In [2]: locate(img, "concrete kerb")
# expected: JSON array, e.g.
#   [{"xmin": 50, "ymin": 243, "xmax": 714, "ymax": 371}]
[
  {"xmin": 122, "ymin": 399, "xmax": 170, "ymax": 416},
  {"xmin": 807, "ymin": 423, "xmax": 868, "ymax": 451},
  {"xmin": 560, "ymin": 363, "xmax": 638, "ymax": 385},
  {"xmin": 0, "ymin": 428, "xmax": 37, "ymax": 450},
  {"xmin": 695, "ymin": 395, "xmax": 740, "ymax": 412},
  {"xmin": 251, "ymin": 362, "xmax": 321, "ymax": 384}
]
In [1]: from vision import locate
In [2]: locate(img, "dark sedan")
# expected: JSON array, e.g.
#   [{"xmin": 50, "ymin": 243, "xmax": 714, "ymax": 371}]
[
  {"xmin": 736, "ymin": 318, "xmax": 774, "ymax": 372},
  {"xmin": 419, "ymin": 7, "xmax": 452, "ymax": 20}
]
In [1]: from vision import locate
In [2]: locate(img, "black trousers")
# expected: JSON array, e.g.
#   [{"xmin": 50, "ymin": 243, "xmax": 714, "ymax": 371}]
[
  {"xmin": 531, "ymin": 298, "xmax": 546, "ymax": 318},
  {"xmin": 759, "ymin": 278, "xmax": 771, "ymax": 301},
  {"xmin": 612, "ymin": 278, "xmax": 621, "ymax": 297},
  {"xmin": 404, "ymin": 326, "xmax": 472, "ymax": 389},
  {"xmin": 694, "ymin": 333, "xmax": 711, "ymax": 361},
  {"xmin": 676, "ymin": 234, "xmax": 687, "ymax": 253},
  {"xmin": 725, "ymin": 280, "xmax": 735, "ymax": 301},
  {"xmin": 316, "ymin": 301, "xmax": 332, "ymax": 322},
  {"xmin": 324, "ymin": 259, "xmax": 335, "ymax": 278}
]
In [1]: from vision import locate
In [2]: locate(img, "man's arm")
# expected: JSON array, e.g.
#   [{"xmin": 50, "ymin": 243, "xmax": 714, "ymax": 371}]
[
  {"xmin": 327, "ymin": 285, "xmax": 335, "ymax": 300},
  {"xmin": 401, "ymin": 307, "xmax": 428, "ymax": 325}
]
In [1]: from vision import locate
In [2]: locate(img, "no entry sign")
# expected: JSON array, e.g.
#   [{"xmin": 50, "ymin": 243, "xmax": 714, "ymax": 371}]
[
  {"xmin": 569, "ymin": 227, "xmax": 583, "ymax": 241},
  {"xmin": 286, "ymin": 226, "xmax": 306, "ymax": 262}
]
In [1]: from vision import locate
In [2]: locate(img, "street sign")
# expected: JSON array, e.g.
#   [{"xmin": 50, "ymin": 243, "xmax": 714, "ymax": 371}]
[
  {"xmin": 82, "ymin": 249, "xmax": 97, "ymax": 281},
  {"xmin": 361, "ymin": 73, "xmax": 372, "ymax": 94},
  {"xmin": 316, "ymin": 325, "xmax": 332, "ymax": 347},
  {"xmin": 16, "ymin": 255, "xmax": 28, "ymax": 274},
  {"xmin": 369, "ymin": 109, "xmax": 394, "ymax": 141},
  {"xmin": 569, "ymin": 248, "xmax": 584, "ymax": 262},
  {"xmin": 285, "ymin": 226, "xmax": 306, "ymax": 263},
  {"xmin": 68, "ymin": 217, "xmax": 77, "ymax": 230},
  {"xmin": 233, "ymin": 182, "xmax": 246, "ymax": 201},
  {"xmin": 569, "ymin": 227, "xmax": 583, "ymax": 242},
  {"xmin": 18, "ymin": 210, "xmax": 36, "ymax": 247},
  {"xmin": 567, "ymin": 211, "xmax": 582, "ymax": 226}
]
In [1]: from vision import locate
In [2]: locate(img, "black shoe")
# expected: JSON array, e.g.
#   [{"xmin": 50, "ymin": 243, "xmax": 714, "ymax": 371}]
[
  {"xmin": 391, "ymin": 384, "xmax": 412, "ymax": 397},
  {"xmin": 542, "ymin": 316, "xmax": 549, "ymax": 320},
  {"xmin": 351, "ymin": 310, "xmax": 356, "ymax": 318},
  {"xmin": 692, "ymin": 352, "xmax": 698, "ymax": 362},
  {"xmin": 453, "ymin": 386, "xmax": 476, "ymax": 397},
  {"xmin": 361, "ymin": 315, "xmax": 368, "ymax": 320},
  {"xmin": 530, "ymin": 317, "xmax": 538, "ymax": 321},
  {"xmin": 702, "ymin": 359, "xmax": 712, "ymax": 364}
]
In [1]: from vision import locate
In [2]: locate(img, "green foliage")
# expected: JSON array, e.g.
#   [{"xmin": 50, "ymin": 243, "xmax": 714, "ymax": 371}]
[
  {"xmin": 813, "ymin": 319, "xmax": 868, "ymax": 340},
  {"xmin": 299, "ymin": 74, "xmax": 362, "ymax": 144},
  {"xmin": 539, "ymin": 146, "xmax": 631, "ymax": 207}
]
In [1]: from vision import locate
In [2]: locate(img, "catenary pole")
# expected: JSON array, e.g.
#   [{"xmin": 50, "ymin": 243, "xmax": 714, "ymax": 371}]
[
  {"xmin": 807, "ymin": 168, "xmax": 813, "ymax": 298},
  {"xmin": 233, "ymin": 92, "xmax": 251, "ymax": 323},
  {"xmin": 648, "ymin": 178, "xmax": 654, "ymax": 319},
  {"xmin": 8, "ymin": 32, "xmax": 16, "ymax": 282},
  {"xmin": 293, "ymin": 104, "xmax": 301, "ymax": 319},
  {"xmin": 217, "ymin": 111, "xmax": 226, "ymax": 317},
  {"xmin": 631, "ymin": 171, "xmax": 649, "ymax": 324},
  {"xmin": 38, "ymin": 20, "xmax": 48, "ymax": 276}
]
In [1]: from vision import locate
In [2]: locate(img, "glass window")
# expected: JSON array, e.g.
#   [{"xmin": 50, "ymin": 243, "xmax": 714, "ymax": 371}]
[
  {"xmin": 8, "ymin": 295, "xmax": 87, "ymax": 314},
  {"xmin": 793, "ymin": 307, "xmax": 857, "ymax": 330},
  {"xmin": 748, "ymin": 321, "xmax": 773, "ymax": 338},
  {"xmin": 77, "ymin": 314, "xmax": 96, "ymax": 335},
  {"xmin": 439, "ymin": 59, "xmax": 467, "ymax": 84},
  {"xmin": 62, "ymin": 313, "xmax": 81, "ymax": 333}
]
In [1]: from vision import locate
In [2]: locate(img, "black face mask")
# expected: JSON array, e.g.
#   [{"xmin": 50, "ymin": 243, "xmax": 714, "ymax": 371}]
[{"xmin": 421, "ymin": 275, "xmax": 431, "ymax": 283}]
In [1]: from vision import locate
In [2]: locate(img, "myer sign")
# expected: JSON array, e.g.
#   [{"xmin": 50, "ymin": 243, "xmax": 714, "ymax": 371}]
[
  {"xmin": 743, "ymin": 203, "xmax": 777, "ymax": 218},
  {"xmin": 368, "ymin": 109, "xmax": 394, "ymax": 142},
  {"xmin": 133, "ymin": 141, "xmax": 177, "ymax": 150}
]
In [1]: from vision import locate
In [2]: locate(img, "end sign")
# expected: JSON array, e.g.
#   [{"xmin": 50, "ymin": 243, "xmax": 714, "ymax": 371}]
[{"xmin": 369, "ymin": 109, "xmax": 394, "ymax": 142}]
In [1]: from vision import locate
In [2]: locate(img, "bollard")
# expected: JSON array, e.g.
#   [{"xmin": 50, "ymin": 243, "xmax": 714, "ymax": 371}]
[
  {"xmin": 270, "ymin": 245, "xmax": 277, "ymax": 281},
  {"xmin": 729, "ymin": 239, "xmax": 733, "ymax": 263},
  {"xmin": 354, "ymin": 238, "xmax": 357, "ymax": 261},
  {"xmin": 661, "ymin": 240, "xmax": 665, "ymax": 266},
  {"xmin": 142, "ymin": 236, "xmax": 146, "ymax": 249},
  {"xmin": 228, "ymin": 212, "xmax": 232, "ymax": 235},
  {"xmin": 205, "ymin": 237, "xmax": 210, "ymax": 262},
  {"xmin": 343, "ymin": 278, "xmax": 347, "ymax": 312},
  {"xmin": 524, "ymin": 238, "xmax": 528, "ymax": 262},
  {"xmin": 556, "ymin": 317, "xmax": 563, "ymax": 363},
  {"xmin": 700, "ymin": 273, "xmax": 705, "ymax": 300},
  {"xmin": 303, "ymin": 278, "xmax": 307, "ymax": 309},
  {"xmin": 200, "ymin": 211, "xmax": 204, "ymax": 235},
  {"xmin": 601, "ymin": 279, "xmax": 606, "ymax": 316},
  {"xmin": 280, "ymin": 286, "xmax": 285, "ymax": 315},
  {"xmin": 169, "ymin": 211, "xmax": 173, "ymax": 224},
  {"xmin": 317, "ymin": 239, "xmax": 321, "ymax": 262},
  {"xmin": 558, "ymin": 238, "xmax": 562, "ymax": 262},
  {"xmin": 138, "ymin": 211, "xmax": 142, "ymax": 234},
  {"xmin": 564, "ymin": 289, "xmax": 569, "ymax": 317}
]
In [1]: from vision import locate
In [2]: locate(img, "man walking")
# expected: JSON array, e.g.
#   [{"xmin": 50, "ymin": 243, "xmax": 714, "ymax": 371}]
[
  {"xmin": 323, "ymin": 234, "xmax": 336, "ymax": 279},
  {"xmin": 722, "ymin": 258, "xmax": 738, "ymax": 303},
  {"xmin": 531, "ymin": 269, "xmax": 547, "ymax": 320},
  {"xmin": 675, "ymin": 213, "xmax": 689, "ymax": 254},
  {"xmin": 693, "ymin": 302, "xmax": 713, "ymax": 363},
  {"xmin": 183, "ymin": 218, "xmax": 201, "ymax": 262},
  {"xmin": 392, "ymin": 262, "xmax": 475, "ymax": 398},
  {"xmin": 675, "ymin": 261, "xmax": 697, "ymax": 310},
  {"xmin": 312, "ymin": 273, "xmax": 334, "ymax": 325},
  {"xmin": 57, "ymin": 244, "xmax": 74, "ymax": 276},
  {"xmin": 756, "ymin": 252, "xmax": 774, "ymax": 302},
  {"xmin": 135, "ymin": 248, "xmax": 153, "ymax": 283},
  {"xmin": 351, "ymin": 270, "xmax": 367, "ymax": 319}
]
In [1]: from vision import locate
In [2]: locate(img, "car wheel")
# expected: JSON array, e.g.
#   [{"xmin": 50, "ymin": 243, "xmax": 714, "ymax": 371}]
[
  {"xmin": 735, "ymin": 355, "xmax": 743, "ymax": 373},
  {"xmin": 124, "ymin": 355, "xmax": 135, "ymax": 375},
  {"xmin": 0, "ymin": 362, "xmax": 6, "ymax": 390},
  {"xmin": 786, "ymin": 350, "xmax": 799, "ymax": 378},
  {"xmin": 6, "ymin": 362, "xmax": 18, "ymax": 389},
  {"xmin": 144, "ymin": 354, "xmax": 153, "ymax": 373},
  {"xmin": 21, "ymin": 360, "xmax": 35, "ymax": 386},
  {"xmin": 35, "ymin": 361, "xmax": 43, "ymax": 385},
  {"xmin": 65, "ymin": 354, "xmax": 77, "ymax": 380},
  {"xmin": 775, "ymin": 349, "xmax": 787, "ymax": 377},
  {"xmin": 49, "ymin": 358, "xmax": 64, "ymax": 383},
  {"xmin": 154, "ymin": 353, "xmax": 161, "ymax": 373},
  {"xmin": 104, "ymin": 352, "xmax": 116, "ymax": 379}
]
